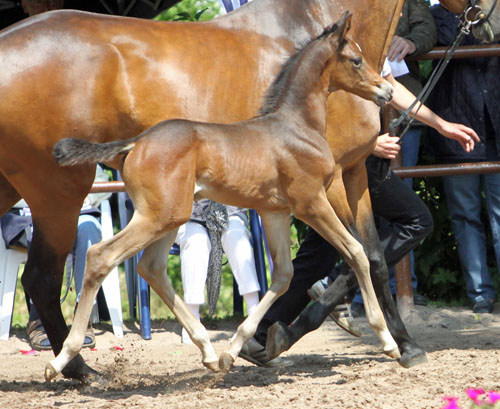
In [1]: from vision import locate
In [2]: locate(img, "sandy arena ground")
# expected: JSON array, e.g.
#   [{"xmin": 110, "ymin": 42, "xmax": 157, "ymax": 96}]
[{"xmin": 1, "ymin": 304, "xmax": 499, "ymax": 409}]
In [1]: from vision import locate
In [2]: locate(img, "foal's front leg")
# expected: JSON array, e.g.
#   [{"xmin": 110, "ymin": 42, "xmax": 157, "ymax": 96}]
[
  {"xmin": 137, "ymin": 231, "xmax": 218, "ymax": 372},
  {"xmin": 294, "ymin": 193, "xmax": 400, "ymax": 359},
  {"xmin": 219, "ymin": 211, "xmax": 293, "ymax": 372},
  {"xmin": 45, "ymin": 214, "xmax": 164, "ymax": 381}
]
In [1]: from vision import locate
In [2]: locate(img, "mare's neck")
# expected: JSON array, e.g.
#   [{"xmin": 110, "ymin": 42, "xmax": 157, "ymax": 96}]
[{"xmin": 214, "ymin": 0, "xmax": 338, "ymax": 44}]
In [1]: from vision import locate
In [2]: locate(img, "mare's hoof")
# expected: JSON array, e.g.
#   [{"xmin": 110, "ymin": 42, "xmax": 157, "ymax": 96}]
[
  {"xmin": 398, "ymin": 347, "xmax": 428, "ymax": 368},
  {"xmin": 266, "ymin": 322, "xmax": 290, "ymax": 361},
  {"xmin": 44, "ymin": 362, "xmax": 59, "ymax": 382},
  {"xmin": 219, "ymin": 352, "xmax": 235, "ymax": 373},
  {"xmin": 203, "ymin": 360, "xmax": 220, "ymax": 373}
]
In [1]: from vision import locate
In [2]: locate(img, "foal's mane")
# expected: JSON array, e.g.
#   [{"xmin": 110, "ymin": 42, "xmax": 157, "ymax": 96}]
[{"xmin": 258, "ymin": 22, "xmax": 342, "ymax": 116}]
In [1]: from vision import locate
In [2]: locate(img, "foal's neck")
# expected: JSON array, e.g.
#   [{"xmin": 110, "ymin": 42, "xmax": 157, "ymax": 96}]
[{"xmin": 261, "ymin": 38, "xmax": 334, "ymax": 134}]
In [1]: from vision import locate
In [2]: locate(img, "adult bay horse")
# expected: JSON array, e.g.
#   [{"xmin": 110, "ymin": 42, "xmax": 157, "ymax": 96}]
[
  {"xmin": 0, "ymin": 0, "xmax": 498, "ymax": 380},
  {"xmin": 46, "ymin": 14, "xmax": 396, "ymax": 378}
]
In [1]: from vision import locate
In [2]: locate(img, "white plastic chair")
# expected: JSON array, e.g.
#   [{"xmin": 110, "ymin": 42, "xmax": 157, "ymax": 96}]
[
  {"xmin": 0, "ymin": 199, "xmax": 123, "ymax": 340},
  {"xmin": 0, "ymin": 230, "xmax": 27, "ymax": 341}
]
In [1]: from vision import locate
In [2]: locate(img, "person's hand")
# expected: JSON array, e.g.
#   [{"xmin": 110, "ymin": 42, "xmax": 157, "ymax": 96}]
[
  {"xmin": 372, "ymin": 133, "xmax": 401, "ymax": 159},
  {"xmin": 438, "ymin": 121, "xmax": 480, "ymax": 153},
  {"xmin": 387, "ymin": 35, "xmax": 416, "ymax": 62}
]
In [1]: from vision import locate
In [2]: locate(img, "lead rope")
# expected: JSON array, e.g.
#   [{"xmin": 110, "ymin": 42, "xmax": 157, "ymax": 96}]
[
  {"xmin": 373, "ymin": 13, "xmax": 475, "ymax": 185},
  {"xmin": 390, "ymin": 16, "xmax": 474, "ymax": 140}
]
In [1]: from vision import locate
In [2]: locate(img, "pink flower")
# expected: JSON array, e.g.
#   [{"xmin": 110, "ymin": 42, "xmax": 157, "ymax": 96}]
[
  {"xmin": 487, "ymin": 391, "xmax": 500, "ymax": 404},
  {"xmin": 441, "ymin": 396, "xmax": 462, "ymax": 409},
  {"xmin": 466, "ymin": 388, "xmax": 486, "ymax": 405}
]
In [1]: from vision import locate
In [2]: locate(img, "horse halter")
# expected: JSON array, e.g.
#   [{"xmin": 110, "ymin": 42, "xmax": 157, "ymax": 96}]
[{"xmin": 464, "ymin": 0, "xmax": 499, "ymax": 27}]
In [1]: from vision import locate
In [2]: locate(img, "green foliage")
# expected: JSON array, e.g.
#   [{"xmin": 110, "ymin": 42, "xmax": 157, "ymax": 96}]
[{"xmin": 155, "ymin": 0, "xmax": 221, "ymax": 21}]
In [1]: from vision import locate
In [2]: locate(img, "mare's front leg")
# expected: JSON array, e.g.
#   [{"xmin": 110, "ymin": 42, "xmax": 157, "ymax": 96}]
[
  {"xmin": 137, "ymin": 231, "xmax": 218, "ymax": 372},
  {"xmin": 345, "ymin": 170, "xmax": 427, "ymax": 368},
  {"xmin": 45, "ymin": 212, "xmax": 167, "ymax": 381},
  {"xmin": 219, "ymin": 211, "xmax": 293, "ymax": 372}
]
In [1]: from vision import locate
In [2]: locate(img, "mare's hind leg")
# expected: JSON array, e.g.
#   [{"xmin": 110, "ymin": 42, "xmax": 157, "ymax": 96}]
[
  {"xmin": 290, "ymin": 192, "xmax": 399, "ymax": 358},
  {"xmin": 45, "ymin": 211, "xmax": 173, "ymax": 381},
  {"xmin": 137, "ymin": 231, "xmax": 218, "ymax": 372},
  {"xmin": 219, "ymin": 211, "xmax": 293, "ymax": 372},
  {"xmin": 0, "ymin": 172, "xmax": 22, "ymax": 215},
  {"xmin": 22, "ymin": 183, "xmax": 97, "ymax": 381}
]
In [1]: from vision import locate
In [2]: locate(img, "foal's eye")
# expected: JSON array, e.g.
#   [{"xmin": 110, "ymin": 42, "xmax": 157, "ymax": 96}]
[{"xmin": 351, "ymin": 57, "xmax": 362, "ymax": 68}]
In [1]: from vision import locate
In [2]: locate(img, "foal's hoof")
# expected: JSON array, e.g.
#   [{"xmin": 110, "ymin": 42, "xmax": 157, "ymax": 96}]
[
  {"xmin": 203, "ymin": 360, "xmax": 220, "ymax": 373},
  {"xmin": 44, "ymin": 362, "xmax": 59, "ymax": 382},
  {"xmin": 61, "ymin": 355, "xmax": 98, "ymax": 382},
  {"xmin": 266, "ymin": 322, "xmax": 290, "ymax": 361},
  {"xmin": 219, "ymin": 352, "xmax": 235, "ymax": 373},
  {"xmin": 398, "ymin": 347, "xmax": 428, "ymax": 369},
  {"xmin": 383, "ymin": 347, "xmax": 401, "ymax": 360}
]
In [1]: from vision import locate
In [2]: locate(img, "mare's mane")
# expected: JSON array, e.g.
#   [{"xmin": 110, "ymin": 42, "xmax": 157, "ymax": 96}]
[{"xmin": 258, "ymin": 21, "xmax": 343, "ymax": 116}]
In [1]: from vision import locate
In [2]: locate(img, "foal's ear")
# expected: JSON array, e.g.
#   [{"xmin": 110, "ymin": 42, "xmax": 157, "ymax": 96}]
[{"xmin": 338, "ymin": 11, "xmax": 353, "ymax": 43}]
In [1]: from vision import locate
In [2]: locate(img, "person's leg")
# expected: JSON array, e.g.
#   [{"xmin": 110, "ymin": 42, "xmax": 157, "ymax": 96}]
[
  {"xmin": 177, "ymin": 222, "xmax": 211, "ymax": 343},
  {"xmin": 253, "ymin": 227, "xmax": 340, "ymax": 345},
  {"xmin": 481, "ymin": 172, "xmax": 500, "ymax": 301},
  {"xmin": 73, "ymin": 215, "xmax": 102, "ymax": 300},
  {"xmin": 399, "ymin": 127, "xmax": 423, "ymax": 295},
  {"xmin": 442, "ymin": 174, "xmax": 496, "ymax": 309},
  {"xmin": 221, "ymin": 215, "xmax": 261, "ymax": 315},
  {"xmin": 72, "ymin": 214, "xmax": 102, "ymax": 348}
]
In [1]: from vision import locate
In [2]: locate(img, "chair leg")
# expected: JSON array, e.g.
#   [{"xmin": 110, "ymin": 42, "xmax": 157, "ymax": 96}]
[
  {"xmin": 0, "ymin": 251, "xmax": 27, "ymax": 341},
  {"xmin": 101, "ymin": 266, "xmax": 124, "ymax": 338}
]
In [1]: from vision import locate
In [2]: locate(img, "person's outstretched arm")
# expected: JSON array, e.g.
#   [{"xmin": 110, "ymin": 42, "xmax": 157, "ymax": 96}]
[{"xmin": 385, "ymin": 73, "xmax": 480, "ymax": 153}]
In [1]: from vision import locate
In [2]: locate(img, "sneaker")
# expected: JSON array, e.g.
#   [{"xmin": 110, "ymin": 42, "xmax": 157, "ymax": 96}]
[
  {"xmin": 307, "ymin": 280, "xmax": 362, "ymax": 337},
  {"xmin": 26, "ymin": 319, "xmax": 51, "ymax": 351},
  {"xmin": 239, "ymin": 337, "xmax": 291, "ymax": 368},
  {"xmin": 350, "ymin": 301, "xmax": 365, "ymax": 317},
  {"xmin": 413, "ymin": 292, "xmax": 428, "ymax": 306},
  {"xmin": 83, "ymin": 324, "xmax": 96, "ymax": 349},
  {"xmin": 472, "ymin": 298, "xmax": 494, "ymax": 314}
]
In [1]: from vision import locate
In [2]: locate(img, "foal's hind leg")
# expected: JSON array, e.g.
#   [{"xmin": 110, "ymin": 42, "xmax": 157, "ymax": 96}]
[
  {"xmin": 219, "ymin": 211, "xmax": 293, "ymax": 372},
  {"xmin": 137, "ymin": 231, "xmax": 219, "ymax": 372},
  {"xmin": 45, "ymin": 212, "xmax": 170, "ymax": 381},
  {"xmin": 292, "ymin": 193, "xmax": 399, "ymax": 359}
]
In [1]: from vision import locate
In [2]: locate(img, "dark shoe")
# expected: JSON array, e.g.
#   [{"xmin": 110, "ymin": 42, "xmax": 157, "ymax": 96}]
[
  {"xmin": 239, "ymin": 337, "xmax": 292, "ymax": 368},
  {"xmin": 472, "ymin": 299, "xmax": 494, "ymax": 314},
  {"xmin": 26, "ymin": 319, "xmax": 51, "ymax": 351},
  {"xmin": 413, "ymin": 292, "xmax": 428, "ymax": 306},
  {"xmin": 350, "ymin": 301, "xmax": 365, "ymax": 318},
  {"xmin": 307, "ymin": 280, "xmax": 362, "ymax": 337}
]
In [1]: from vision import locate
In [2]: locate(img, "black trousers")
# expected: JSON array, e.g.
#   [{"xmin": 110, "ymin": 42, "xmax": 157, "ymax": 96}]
[{"xmin": 254, "ymin": 159, "xmax": 433, "ymax": 345}]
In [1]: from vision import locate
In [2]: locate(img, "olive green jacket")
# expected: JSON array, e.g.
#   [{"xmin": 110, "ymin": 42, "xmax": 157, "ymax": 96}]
[{"xmin": 395, "ymin": 0, "xmax": 437, "ymax": 95}]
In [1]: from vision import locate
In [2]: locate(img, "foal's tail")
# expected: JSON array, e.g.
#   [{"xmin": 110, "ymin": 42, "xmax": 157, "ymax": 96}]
[{"xmin": 53, "ymin": 137, "xmax": 138, "ymax": 166}]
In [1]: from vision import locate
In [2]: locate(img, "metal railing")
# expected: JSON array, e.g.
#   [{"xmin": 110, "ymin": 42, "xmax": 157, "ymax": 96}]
[{"xmin": 389, "ymin": 43, "xmax": 500, "ymax": 314}]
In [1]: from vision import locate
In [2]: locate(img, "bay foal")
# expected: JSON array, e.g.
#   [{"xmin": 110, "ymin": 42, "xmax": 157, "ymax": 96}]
[{"xmin": 47, "ymin": 13, "xmax": 394, "ymax": 379}]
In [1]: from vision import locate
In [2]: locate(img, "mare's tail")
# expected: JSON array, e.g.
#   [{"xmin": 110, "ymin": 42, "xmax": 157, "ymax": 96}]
[{"xmin": 53, "ymin": 137, "xmax": 138, "ymax": 166}]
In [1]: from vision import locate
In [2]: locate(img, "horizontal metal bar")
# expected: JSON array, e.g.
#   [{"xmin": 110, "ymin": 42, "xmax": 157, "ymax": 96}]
[
  {"xmin": 407, "ymin": 44, "xmax": 500, "ymax": 60},
  {"xmin": 90, "ymin": 162, "xmax": 500, "ymax": 193},
  {"xmin": 392, "ymin": 161, "xmax": 500, "ymax": 178}
]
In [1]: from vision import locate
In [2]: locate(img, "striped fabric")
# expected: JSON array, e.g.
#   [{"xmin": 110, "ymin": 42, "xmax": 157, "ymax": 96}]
[{"xmin": 218, "ymin": 0, "xmax": 249, "ymax": 13}]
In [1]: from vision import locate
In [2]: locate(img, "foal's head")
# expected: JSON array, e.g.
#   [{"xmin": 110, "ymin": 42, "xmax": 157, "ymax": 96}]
[{"xmin": 324, "ymin": 12, "xmax": 393, "ymax": 107}]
